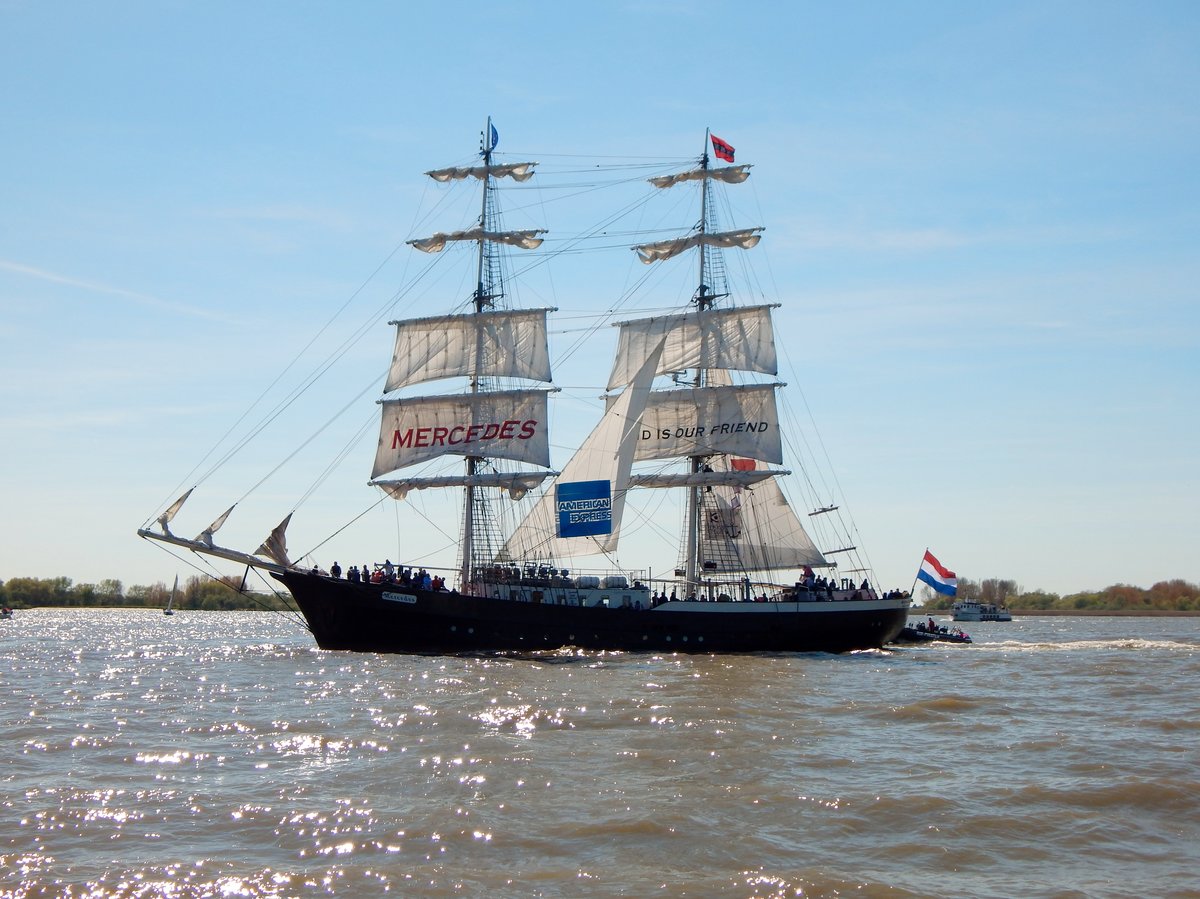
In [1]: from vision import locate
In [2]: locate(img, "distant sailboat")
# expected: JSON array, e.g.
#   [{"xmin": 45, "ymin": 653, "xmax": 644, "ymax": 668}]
[{"xmin": 164, "ymin": 575, "xmax": 178, "ymax": 616}]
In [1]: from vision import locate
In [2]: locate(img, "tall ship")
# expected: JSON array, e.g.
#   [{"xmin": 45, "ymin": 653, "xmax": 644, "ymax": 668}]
[{"xmin": 138, "ymin": 122, "xmax": 908, "ymax": 653}]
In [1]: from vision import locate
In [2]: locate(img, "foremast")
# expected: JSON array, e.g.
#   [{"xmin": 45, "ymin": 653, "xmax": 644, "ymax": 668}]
[
  {"xmin": 372, "ymin": 119, "xmax": 558, "ymax": 590},
  {"xmin": 462, "ymin": 119, "xmax": 500, "ymax": 593}
]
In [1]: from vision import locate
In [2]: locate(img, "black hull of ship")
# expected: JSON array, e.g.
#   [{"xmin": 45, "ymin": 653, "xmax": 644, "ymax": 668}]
[{"xmin": 276, "ymin": 572, "xmax": 908, "ymax": 654}]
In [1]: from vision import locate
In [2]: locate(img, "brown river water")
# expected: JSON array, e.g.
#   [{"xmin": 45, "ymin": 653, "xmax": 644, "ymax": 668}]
[{"xmin": 2, "ymin": 609, "xmax": 1197, "ymax": 898}]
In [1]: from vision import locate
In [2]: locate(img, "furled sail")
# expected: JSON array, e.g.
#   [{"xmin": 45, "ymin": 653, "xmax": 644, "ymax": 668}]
[
  {"xmin": 372, "ymin": 389, "xmax": 555, "ymax": 478},
  {"xmin": 426, "ymin": 162, "xmax": 536, "ymax": 183},
  {"xmin": 615, "ymin": 382, "xmax": 783, "ymax": 464},
  {"xmin": 372, "ymin": 472, "xmax": 551, "ymax": 501},
  {"xmin": 195, "ymin": 503, "xmax": 236, "ymax": 548},
  {"xmin": 633, "ymin": 228, "xmax": 763, "ymax": 264},
  {"xmin": 255, "ymin": 513, "xmax": 293, "ymax": 568},
  {"xmin": 648, "ymin": 165, "xmax": 752, "ymax": 189},
  {"xmin": 408, "ymin": 229, "xmax": 546, "ymax": 254},
  {"xmin": 157, "ymin": 487, "xmax": 194, "ymax": 536},
  {"xmin": 385, "ymin": 308, "xmax": 554, "ymax": 392},
  {"xmin": 626, "ymin": 469, "xmax": 783, "ymax": 489},
  {"xmin": 607, "ymin": 304, "xmax": 778, "ymax": 390},
  {"xmin": 498, "ymin": 341, "xmax": 665, "ymax": 561},
  {"xmin": 697, "ymin": 458, "xmax": 829, "ymax": 572}
]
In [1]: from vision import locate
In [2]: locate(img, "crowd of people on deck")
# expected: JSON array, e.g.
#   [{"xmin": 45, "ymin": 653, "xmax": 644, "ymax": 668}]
[
  {"xmin": 788, "ymin": 568, "xmax": 912, "ymax": 603},
  {"xmin": 313, "ymin": 560, "xmax": 449, "ymax": 592},
  {"xmin": 792, "ymin": 567, "xmax": 871, "ymax": 600},
  {"xmin": 647, "ymin": 590, "xmax": 777, "ymax": 605},
  {"xmin": 304, "ymin": 558, "xmax": 911, "ymax": 606}
]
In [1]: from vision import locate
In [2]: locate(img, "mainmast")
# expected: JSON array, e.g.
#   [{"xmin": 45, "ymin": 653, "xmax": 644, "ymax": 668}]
[
  {"xmin": 628, "ymin": 132, "xmax": 796, "ymax": 594},
  {"xmin": 698, "ymin": 129, "xmax": 711, "ymax": 305},
  {"xmin": 683, "ymin": 130, "xmax": 714, "ymax": 593}
]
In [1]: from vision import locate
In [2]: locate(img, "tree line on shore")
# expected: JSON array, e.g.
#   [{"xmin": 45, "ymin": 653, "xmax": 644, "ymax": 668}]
[
  {"xmin": 919, "ymin": 577, "xmax": 1200, "ymax": 612},
  {"xmin": 0, "ymin": 575, "xmax": 292, "ymax": 612},
  {"xmin": 2, "ymin": 573, "xmax": 1199, "ymax": 612}
]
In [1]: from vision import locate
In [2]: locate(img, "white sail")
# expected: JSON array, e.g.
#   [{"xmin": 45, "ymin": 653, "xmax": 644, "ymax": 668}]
[
  {"xmin": 385, "ymin": 308, "xmax": 554, "ymax": 392},
  {"xmin": 608, "ymin": 304, "xmax": 778, "ymax": 390},
  {"xmin": 618, "ymin": 382, "xmax": 783, "ymax": 464},
  {"xmin": 698, "ymin": 458, "xmax": 829, "ymax": 572},
  {"xmin": 499, "ymin": 341, "xmax": 665, "ymax": 561},
  {"xmin": 372, "ymin": 471, "xmax": 551, "ymax": 501},
  {"xmin": 408, "ymin": 228, "xmax": 546, "ymax": 254},
  {"xmin": 648, "ymin": 165, "xmax": 752, "ymax": 189},
  {"xmin": 372, "ymin": 389, "xmax": 554, "ymax": 478},
  {"xmin": 633, "ymin": 227, "xmax": 763, "ymax": 264},
  {"xmin": 426, "ymin": 162, "xmax": 536, "ymax": 183}
]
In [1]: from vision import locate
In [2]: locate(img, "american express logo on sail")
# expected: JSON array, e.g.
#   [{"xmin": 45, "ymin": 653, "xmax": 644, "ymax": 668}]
[{"xmin": 556, "ymin": 480, "xmax": 612, "ymax": 538}]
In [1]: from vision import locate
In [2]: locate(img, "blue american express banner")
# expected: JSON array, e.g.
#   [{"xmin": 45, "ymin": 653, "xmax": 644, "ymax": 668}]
[{"xmin": 556, "ymin": 480, "xmax": 612, "ymax": 538}]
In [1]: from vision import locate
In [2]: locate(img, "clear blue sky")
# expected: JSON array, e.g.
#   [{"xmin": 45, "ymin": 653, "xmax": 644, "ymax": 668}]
[{"xmin": 2, "ymin": 1, "xmax": 1197, "ymax": 596}]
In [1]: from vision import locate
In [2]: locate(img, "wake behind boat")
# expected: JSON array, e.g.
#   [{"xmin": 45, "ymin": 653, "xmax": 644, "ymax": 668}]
[{"xmin": 138, "ymin": 123, "xmax": 908, "ymax": 654}]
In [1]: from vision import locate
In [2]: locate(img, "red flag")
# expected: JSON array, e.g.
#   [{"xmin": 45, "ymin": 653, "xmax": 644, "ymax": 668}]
[
  {"xmin": 731, "ymin": 458, "xmax": 756, "ymax": 471},
  {"xmin": 710, "ymin": 134, "xmax": 735, "ymax": 163}
]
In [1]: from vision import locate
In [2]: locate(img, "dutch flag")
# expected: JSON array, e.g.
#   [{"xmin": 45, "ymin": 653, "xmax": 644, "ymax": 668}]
[{"xmin": 917, "ymin": 550, "xmax": 958, "ymax": 596}]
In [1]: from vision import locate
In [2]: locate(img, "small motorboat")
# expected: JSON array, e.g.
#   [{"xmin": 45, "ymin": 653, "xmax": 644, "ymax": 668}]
[{"xmin": 893, "ymin": 620, "xmax": 972, "ymax": 644}]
